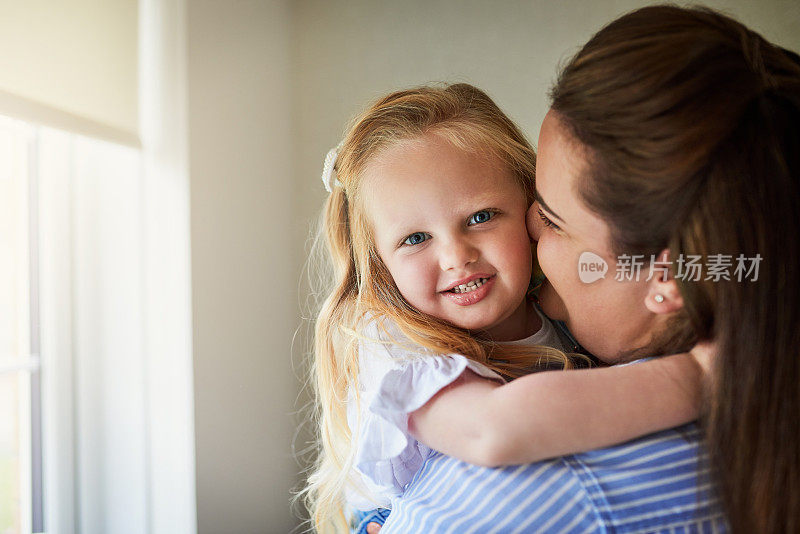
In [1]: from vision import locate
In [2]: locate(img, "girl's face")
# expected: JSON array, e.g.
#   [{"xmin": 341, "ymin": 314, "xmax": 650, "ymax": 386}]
[
  {"xmin": 529, "ymin": 111, "xmax": 675, "ymax": 362},
  {"xmin": 362, "ymin": 133, "xmax": 536, "ymax": 341}
]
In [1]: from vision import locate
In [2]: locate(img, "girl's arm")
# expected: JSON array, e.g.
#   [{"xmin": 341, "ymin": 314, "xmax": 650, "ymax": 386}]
[{"xmin": 407, "ymin": 352, "xmax": 704, "ymax": 467}]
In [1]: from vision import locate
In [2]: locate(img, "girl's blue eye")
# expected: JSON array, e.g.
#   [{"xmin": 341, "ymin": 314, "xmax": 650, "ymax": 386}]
[
  {"xmin": 468, "ymin": 210, "xmax": 495, "ymax": 225},
  {"xmin": 403, "ymin": 232, "xmax": 430, "ymax": 246}
]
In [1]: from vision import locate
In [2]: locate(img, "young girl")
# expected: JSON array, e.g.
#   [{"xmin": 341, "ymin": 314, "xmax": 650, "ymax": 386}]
[{"xmin": 303, "ymin": 84, "xmax": 705, "ymax": 533}]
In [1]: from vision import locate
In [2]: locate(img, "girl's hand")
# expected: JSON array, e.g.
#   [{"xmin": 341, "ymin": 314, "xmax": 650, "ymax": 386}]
[
  {"xmin": 366, "ymin": 522, "xmax": 382, "ymax": 534},
  {"xmin": 690, "ymin": 340, "xmax": 717, "ymax": 376}
]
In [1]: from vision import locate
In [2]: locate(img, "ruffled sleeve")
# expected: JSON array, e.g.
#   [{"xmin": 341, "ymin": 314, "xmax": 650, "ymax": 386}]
[{"xmin": 345, "ymin": 319, "xmax": 503, "ymax": 510}]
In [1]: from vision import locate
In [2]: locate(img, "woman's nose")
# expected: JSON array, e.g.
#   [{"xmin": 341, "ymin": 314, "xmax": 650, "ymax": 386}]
[{"xmin": 439, "ymin": 237, "xmax": 479, "ymax": 271}]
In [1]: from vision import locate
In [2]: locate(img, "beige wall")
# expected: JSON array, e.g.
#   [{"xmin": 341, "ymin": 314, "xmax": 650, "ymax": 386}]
[
  {"xmin": 187, "ymin": 1, "xmax": 800, "ymax": 532},
  {"xmin": 0, "ymin": 0, "xmax": 138, "ymax": 139},
  {"xmin": 188, "ymin": 1, "xmax": 296, "ymax": 533},
  {"xmin": 292, "ymin": 0, "xmax": 800, "ymax": 234}
]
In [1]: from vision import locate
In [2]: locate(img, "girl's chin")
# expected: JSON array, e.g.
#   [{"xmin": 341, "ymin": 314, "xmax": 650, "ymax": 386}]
[
  {"xmin": 447, "ymin": 311, "xmax": 501, "ymax": 332},
  {"xmin": 450, "ymin": 318, "xmax": 494, "ymax": 331}
]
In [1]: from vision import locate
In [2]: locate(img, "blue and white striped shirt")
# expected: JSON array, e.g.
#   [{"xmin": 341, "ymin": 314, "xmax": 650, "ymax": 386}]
[{"xmin": 377, "ymin": 423, "xmax": 727, "ymax": 533}]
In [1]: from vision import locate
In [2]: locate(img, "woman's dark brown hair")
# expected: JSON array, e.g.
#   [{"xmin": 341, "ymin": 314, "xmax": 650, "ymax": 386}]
[{"xmin": 551, "ymin": 5, "xmax": 800, "ymax": 533}]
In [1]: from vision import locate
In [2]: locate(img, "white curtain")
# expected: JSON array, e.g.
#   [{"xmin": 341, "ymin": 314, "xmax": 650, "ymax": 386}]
[
  {"xmin": 30, "ymin": 1, "xmax": 196, "ymax": 533},
  {"xmin": 39, "ymin": 128, "xmax": 148, "ymax": 534},
  {"xmin": 139, "ymin": 0, "xmax": 197, "ymax": 533}
]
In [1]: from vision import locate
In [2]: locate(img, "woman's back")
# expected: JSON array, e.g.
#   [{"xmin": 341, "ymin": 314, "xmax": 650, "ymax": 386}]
[{"xmin": 380, "ymin": 423, "xmax": 726, "ymax": 533}]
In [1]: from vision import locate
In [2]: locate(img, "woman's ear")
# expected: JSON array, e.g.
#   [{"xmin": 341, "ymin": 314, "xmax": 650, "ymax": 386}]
[{"xmin": 644, "ymin": 249, "xmax": 684, "ymax": 314}]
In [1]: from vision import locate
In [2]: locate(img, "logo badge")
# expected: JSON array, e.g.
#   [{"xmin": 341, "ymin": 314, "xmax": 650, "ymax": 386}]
[{"xmin": 578, "ymin": 251, "xmax": 608, "ymax": 283}]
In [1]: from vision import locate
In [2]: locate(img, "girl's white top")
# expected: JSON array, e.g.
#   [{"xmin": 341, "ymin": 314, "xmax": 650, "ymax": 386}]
[{"xmin": 345, "ymin": 307, "xmax": 569, "ymax": 510}]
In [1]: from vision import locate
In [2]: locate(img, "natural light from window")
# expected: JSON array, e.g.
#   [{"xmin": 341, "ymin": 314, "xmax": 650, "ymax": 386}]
[{"xmin": 0, "ymin": 118, "xmax": 33, "ymax": 534}]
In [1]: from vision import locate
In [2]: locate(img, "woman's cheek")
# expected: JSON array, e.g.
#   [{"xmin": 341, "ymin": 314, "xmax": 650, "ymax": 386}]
[
  {"xmin": 534, "ymin": 233, "xmax": 563, "ymax": 282},
  {"xmin": 535, "ymin": 234, "xmax": 576, "ymax": 318}
]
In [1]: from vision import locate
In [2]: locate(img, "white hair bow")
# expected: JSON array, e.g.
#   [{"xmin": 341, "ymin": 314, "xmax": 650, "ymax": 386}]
[{"xmin": 321, "ymin": 143, "xmax": 343, "ymax": 192}]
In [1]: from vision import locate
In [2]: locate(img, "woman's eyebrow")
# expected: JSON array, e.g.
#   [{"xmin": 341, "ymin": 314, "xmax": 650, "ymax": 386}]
[{"xmin": 534, "ymin": 189, "xmax": 565, "ymax": 224}]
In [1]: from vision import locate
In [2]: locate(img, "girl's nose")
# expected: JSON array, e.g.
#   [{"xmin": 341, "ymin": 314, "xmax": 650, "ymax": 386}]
[{"xmin": 439, "ymin": 237, "xmax": 479, "ymax": 271}]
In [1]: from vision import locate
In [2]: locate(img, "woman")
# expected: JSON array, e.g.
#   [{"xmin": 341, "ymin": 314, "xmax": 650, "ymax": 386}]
[{"xmin": 363, "ymin": 5, "xmax": 799, "ymax": 533}]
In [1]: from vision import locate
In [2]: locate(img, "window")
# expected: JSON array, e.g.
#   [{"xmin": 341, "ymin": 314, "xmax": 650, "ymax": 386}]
[
  {"xmin": 0, "ymin": 4, "xmax": 197, "ymax": 530},
  {"xmin": 1, "ymin": 116, "xmax": 149, "ymax": 534},
  {"xmin": 0, "ymin": 118, "xmax": 40, "ymax": 534}
]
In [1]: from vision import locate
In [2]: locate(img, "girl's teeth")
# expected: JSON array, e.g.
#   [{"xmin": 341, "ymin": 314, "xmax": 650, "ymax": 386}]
[{"xmin": 452, "ymin": 278, "xmax": 488, "ymax": 293}]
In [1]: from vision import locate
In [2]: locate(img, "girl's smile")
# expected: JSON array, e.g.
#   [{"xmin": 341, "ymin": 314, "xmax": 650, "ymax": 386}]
[{"xmin": 441, "ymin": 274, "xmax": 495, "ymax": 306}]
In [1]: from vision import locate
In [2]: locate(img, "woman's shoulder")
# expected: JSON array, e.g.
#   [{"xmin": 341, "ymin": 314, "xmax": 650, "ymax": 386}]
[
  {"xmin": 391, "ymin": 424, "xmax": 725, "ymax": 532},
  {"xmin": 572, "ymin": 421, "xmax": 705, "ymax": 468},
  {"xmin": 565, "ymin": 423, "xmax": 726, "ymax": 531}
]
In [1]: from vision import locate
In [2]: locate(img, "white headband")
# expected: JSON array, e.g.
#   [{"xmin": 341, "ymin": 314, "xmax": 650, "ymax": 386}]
[{"xmin": 321, "ymin": 143, "xmax": 344, "ymax": 193}]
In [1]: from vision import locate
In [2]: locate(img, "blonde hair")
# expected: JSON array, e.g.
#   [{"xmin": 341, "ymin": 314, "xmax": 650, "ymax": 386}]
[{"xmin": 301, "ymin": 83, "xmax": 578, "ymax": 532}]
